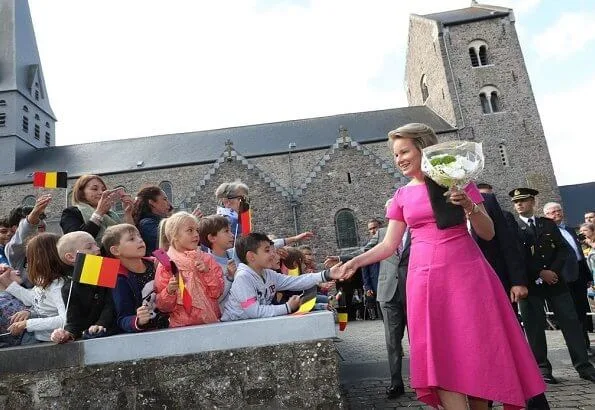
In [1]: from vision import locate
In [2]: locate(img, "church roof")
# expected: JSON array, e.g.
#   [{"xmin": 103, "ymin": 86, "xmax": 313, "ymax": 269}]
[
  {"xmin": 0, "ymin": 0, "xmax": 56, "ymax": 118},
  {"xmin": 0, "ymin": 106, "xmax": 454, "ymax": 185},
  {"xmin": 422, "ymin": 5, "xmax": 510, "ymax": 26}
]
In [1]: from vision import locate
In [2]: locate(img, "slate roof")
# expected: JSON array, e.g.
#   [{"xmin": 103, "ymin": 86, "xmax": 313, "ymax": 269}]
[
  {"xmin": 0, "ymin": 0, "xmax": 56, "ymax": 118},
  {"xmin": 559, "ymin": 182, "xmax": 595, "ymax": 227},
  {"xmin": 422, "ymin": 5, "xmax": 510, "ymax": 26},
  {"xmin": 0, "ymin": 106, "xmax": 455, "ymax": 185}
]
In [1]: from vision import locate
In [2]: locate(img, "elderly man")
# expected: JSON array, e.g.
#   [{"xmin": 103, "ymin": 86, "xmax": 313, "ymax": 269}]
[
  {"xmin": 510, "ymin": 188, "xmax": 595, "ymax": 384},
  {"xmin": 543, "ymin": 202, "xmax": 593, "ymax": 355}
]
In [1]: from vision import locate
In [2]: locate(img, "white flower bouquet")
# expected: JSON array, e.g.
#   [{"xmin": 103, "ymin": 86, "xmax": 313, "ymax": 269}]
[{"xmin": 421, "ymin": 140, "xmax": 484, "ymax": 197}]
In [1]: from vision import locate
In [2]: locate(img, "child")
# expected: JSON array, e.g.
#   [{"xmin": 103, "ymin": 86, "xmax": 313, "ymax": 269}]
[
  {"xmin": 221, "ymin": 233, "xmax": 342, "ymax": 321},
  {"xmin": 103, "ymin": 224, "xmax": 167, "ymax": 332},
  {"xmin": 0, "ymin": 217, "xmax": 13, "ymax": 265},
  {"xmin": 5, "ymin": 196, "xmax": 51, "ymax": 287},
  {"xmin": 0, "ymin": 233, "xmax": 67, "ymax": 344},
  {"xmin": 155, "ymin": 212, "xmax": 223, "ymax": 327},
  {"xmin": 197, "ymin": 215, "xmax": 239, "ymax": 310},
  {"xmin": 0, "ymin": 265, "xmax": 26, "ymax": 348},
  {"xmin": 50, "ymin": 231, "xmax": 116, "ymax": 343}
]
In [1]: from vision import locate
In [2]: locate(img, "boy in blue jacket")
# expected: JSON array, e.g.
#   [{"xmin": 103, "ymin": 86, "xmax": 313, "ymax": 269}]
[{"xmin": 103, "ymin": 224, "xmax": 168, "ymax": 332}]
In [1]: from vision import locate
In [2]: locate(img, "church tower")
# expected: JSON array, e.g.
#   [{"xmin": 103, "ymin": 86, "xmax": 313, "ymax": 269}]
[
  {"xmin": 405, "ymin": 3, "xmax": 559, "ymax": 203},
  {"xmin": 0, "ymin": 0, "xmax": 56, "ymax": 174}
]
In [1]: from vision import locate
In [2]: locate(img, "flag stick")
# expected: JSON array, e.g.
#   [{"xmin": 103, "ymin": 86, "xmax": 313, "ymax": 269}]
[
  {"xmin": 62, "ymin": 279, "xmax": 74, "ymax": 329},
  {"xmin": 232, "ymin": 222, "xmax": 239, "ymax": 260}
]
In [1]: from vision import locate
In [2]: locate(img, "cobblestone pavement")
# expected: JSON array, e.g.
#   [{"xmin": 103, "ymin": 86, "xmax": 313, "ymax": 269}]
[{"xmin": 336, "ymin": 320, "xmax": 595, "ymax": 409}]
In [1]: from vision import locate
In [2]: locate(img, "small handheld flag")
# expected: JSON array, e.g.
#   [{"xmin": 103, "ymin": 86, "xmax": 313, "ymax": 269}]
[
  {"xmin": 72, "ymin": 253, "xmax": 120, "ymax": 288},
  {"xmin": 287, "ymin": 266, "xmax": 300, "ymax": 276},
  {"xmin": 178, "ymin": 272, "xmax": 193, "ymax": 314},
  {"xmin": 336, "ymin": 289, "xmax": 348, "ymax": 331},
  {"xmin": 338, "ymin": 308, "xmax": 348, "ymax": 331},
  {"xmin": 152, "ymin": 249, "xmax": 193, "ymax": 313},
  {"xmin": 292, "ymin": 286, "xmax": 317, "ymax": 315},
  {"xmin": 33, "ymin": 171, "xmax": 67, "ymax": 189},
  {"xmin": 239, "ymin": 210, "xmax": 252, "ymax": 236}
]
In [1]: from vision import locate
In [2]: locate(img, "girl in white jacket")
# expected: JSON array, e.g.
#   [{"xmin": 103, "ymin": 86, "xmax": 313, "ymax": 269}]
[{"xmin": 3, "ymin": 233, "xmax": 67, "ymax": 343}]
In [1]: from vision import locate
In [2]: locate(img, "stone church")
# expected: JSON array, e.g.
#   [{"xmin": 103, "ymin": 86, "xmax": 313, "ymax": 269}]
[{"xmin": 0, "ymin": 0, "xmax": 559, "ymax": 258}]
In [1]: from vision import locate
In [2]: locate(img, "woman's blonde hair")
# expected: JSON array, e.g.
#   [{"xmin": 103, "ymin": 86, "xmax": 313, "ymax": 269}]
[
  {"xmin": 159, "ymin": 211, "xmax": 198, "ymax": 251},
  {"xmin": 215, "ymin": 181, "xmax": 249, "ymax": 201},
  {"xmin": 71, "ymin": 174, "xmax": 108, "ymax": 205},
  {"xmin": 387, "ymin": 123, "xmax": 438, "ymax": 152}
]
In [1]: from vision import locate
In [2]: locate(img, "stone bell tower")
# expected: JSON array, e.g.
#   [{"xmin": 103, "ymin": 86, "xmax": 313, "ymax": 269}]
[{"xmin": 404, "ymin": 3, "xmax": 559, "ymax": 204}]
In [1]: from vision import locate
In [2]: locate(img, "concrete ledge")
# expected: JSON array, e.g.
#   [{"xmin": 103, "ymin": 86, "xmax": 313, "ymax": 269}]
[
  {"xmin": 85, "ymin": 310, "xmax": 336, "ymax": 365},
  {"xmin": 0, "ymin": 311, "xmax": 336, "ymax": 373}
]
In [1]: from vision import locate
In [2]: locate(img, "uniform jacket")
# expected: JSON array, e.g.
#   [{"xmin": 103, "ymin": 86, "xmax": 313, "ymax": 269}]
[
  {"xmin": 473, "ymin": 193, "xmax": 527, "ymax": 290},
  {"xmin": 516, "ymin": 215, "xmax": 569, "ymax": 294}
]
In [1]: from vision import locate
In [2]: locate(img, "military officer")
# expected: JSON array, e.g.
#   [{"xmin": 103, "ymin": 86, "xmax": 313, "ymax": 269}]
[{"xmin": 510, "ymin": 188, "xmax": 595, "ymax": 384}]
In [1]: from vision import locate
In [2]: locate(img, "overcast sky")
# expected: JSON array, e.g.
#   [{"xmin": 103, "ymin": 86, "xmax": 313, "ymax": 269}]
[{"xmin": 28, "ymin": 0, "xmax": 594, "ymax": 186}]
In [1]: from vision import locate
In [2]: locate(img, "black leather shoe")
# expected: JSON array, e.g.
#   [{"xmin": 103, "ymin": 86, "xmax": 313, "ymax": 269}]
[
  {"xmin": 542, "ymin": 374, "xmax": 559, "ymax": 384},
  {"xmin": 386, "ymin": 384, "xmax": 405, "ymax": 399},
  {"xmin": 578, "ymin": 371, "xmax": 595, "ymax": 383}
]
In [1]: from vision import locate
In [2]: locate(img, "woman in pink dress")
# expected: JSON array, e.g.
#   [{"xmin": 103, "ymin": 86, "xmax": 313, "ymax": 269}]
[{"xmin": 340, "ymin": 123, "xmax": 545, "ymax": 409}]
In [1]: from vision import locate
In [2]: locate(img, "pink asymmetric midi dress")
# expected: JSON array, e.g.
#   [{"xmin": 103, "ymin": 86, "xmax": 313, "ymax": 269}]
[{"xmin": 386, "ymin": 183, "xmax": 545, "ymax": 408}]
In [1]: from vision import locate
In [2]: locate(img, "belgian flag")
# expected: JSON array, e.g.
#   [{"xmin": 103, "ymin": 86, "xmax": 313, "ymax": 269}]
[
  {"xmin": 33, "ymin": 171, "xmax": 67, "ymax": 188},
  {"xmin": 239, "ymin": 210, "xmax": 252, "ymax": 236},
  {"xmin": 72, "ymin": 253, "xmax": 120, "ymax": 288},
  {"xmin": 338, "ymin": 307, "xmax": 348, "ymax": 331}
]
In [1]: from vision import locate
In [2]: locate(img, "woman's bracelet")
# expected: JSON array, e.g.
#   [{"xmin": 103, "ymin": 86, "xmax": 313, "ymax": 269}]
[
  {"xmin": 465, "ymin": 203, "xmax": 480, "ymax": 218},
  {"xmin": 90, "ymin": 212, "xmax": 104, "ymax": 225}
]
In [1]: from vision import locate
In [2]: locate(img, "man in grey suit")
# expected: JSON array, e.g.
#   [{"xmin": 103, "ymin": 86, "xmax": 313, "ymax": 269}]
[
  {"xmin": 325, "ymin": 222, "xmax": 409, "ymax": 399},
  {"xmin": 377, "ymin": 228, "xmax": 409, "ymax": 399}
]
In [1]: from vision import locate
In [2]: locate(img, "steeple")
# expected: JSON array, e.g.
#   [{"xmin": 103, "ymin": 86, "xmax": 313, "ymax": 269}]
[
  {"xmin": 0, "ymin": 0, "xmax": 57, "ymax": 174},
  {"xmin": 0, "ymin": 0, "xmax": 55, "ymax": 118}
]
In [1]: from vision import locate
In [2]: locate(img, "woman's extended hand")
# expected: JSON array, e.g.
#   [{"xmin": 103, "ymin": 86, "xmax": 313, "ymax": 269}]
[
  {"xmin": 339, "ymin": 259, "xmax": 358, "ymax": 280},
  {"xmin": 95, "ymin": 190, "xmax": 117, "ymax": 216}
]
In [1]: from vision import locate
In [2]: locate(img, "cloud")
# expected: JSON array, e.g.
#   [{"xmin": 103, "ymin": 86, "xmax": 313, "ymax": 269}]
[
  {"xmin": 539, "ymin": 74, "xmax": 594, "ymax": 185},
  {"xmin": 533, "ymin": 12, "xmax": 595, "ymax": 61}
]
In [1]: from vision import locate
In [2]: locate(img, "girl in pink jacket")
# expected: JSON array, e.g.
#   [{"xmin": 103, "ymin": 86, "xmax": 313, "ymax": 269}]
[{"xmin": 155, "ymin": 212, "xmax": 223, "ymax": 327}]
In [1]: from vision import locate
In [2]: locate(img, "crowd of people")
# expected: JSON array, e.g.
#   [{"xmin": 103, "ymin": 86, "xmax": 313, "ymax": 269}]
[
  {"xmin": 0, "ymin": 177, "xmax": 337, "ymax": 346},
  {"xmin": 0, "ymin": 122, "xmax": 594, "ymax": 409}
]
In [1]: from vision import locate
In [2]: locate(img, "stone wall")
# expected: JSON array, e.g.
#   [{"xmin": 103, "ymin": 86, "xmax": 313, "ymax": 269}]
[
  {"xmin": 1, "ymin": 340, "xmax": 341, "ymax": 409},
  {"xmin": 0, "ymin": 312, "xmax": 342, "ymax": 409}
]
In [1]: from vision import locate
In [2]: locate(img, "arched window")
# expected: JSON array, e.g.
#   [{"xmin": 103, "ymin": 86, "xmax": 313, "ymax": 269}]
[
  {"xmin": 159, "ymin": 181, "xmax": 173, "ymax": 203},
  {"xmin": 335, "ymin": 209, "xmax": 359, "ymax": 249},
  {"xmin": 498, "ymin": 143, "xmax": 509, "ymax": 167},
  {"xmin": 34, "ymin": 114, "xmax": 40, "ymax": 121},
  {"xmin": 22, "ymin": 195, "xmax": 36, "ymax": 208},
  {"xmin": 22, "ymin": 105, "xmax": 28, "ymax": 112},
  {"xmin": 479, "ymin": 85, "xmax": 502, "ymax": 114},
  {"xmin": 420, "ymin": 74, "xmax": 429, "ymax": 103},
  {"xmin": 468, "ymin": 40, "xmax": 489, "ymax": 67},
  {"xmin": 478, "ymin": 45, "xmax": 488, "ymax": 66},
  {"xmin": 45, "ymin": 132, "xmax": 51, "ymax": 146},
  {"xmin": 490, "ymin": 91, "xmax": 500, "ymax": 112},
  {"xmin": 0, "ymin": 113, "xmax": 5, "ymax": 127},
  {"xmin": 469, "ymin": 48, "xmax": 479, "ymax": 67},
  {"xmin": 45, "ymin": 122, "xmax": 50, "ymax": 128},
  {"xmin": 0, "ymin": 100, "xmax": 6, "ymax": 106},
  {"xmin": 22, "ymin": 116, "xmax": 28, "ymax": 132}
]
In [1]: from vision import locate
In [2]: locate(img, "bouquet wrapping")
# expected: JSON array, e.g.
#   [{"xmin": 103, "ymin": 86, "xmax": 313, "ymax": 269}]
[{"xmin": 421, "ymin": 140, "xmax": 484, "ymax": 192}]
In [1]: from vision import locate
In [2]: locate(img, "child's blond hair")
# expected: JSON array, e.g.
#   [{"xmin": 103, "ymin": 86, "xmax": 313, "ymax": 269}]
[
  {"xmin": 56, "ymin": 231, "xmax": 95, "ymax": 264},
  {"xmin": 102, "ymin": 224, "xmax": 140, "ymax": 258},
  {"xmin": 159, "ymin": 212, "xmax": 198, "ymax": 251}
]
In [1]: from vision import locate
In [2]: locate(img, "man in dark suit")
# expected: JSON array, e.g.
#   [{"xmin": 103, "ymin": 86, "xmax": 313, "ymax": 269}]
[
  {"xmin": 510, "ymin": 188, "xmax": 595, "ymax": 384},
  {"xmin": 474, "ymin": 189, "xmax": 550, "ymax": 409},
  {"xmin": 543, "ymin": 202, "xmax": 593, "ymax": 354}
]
